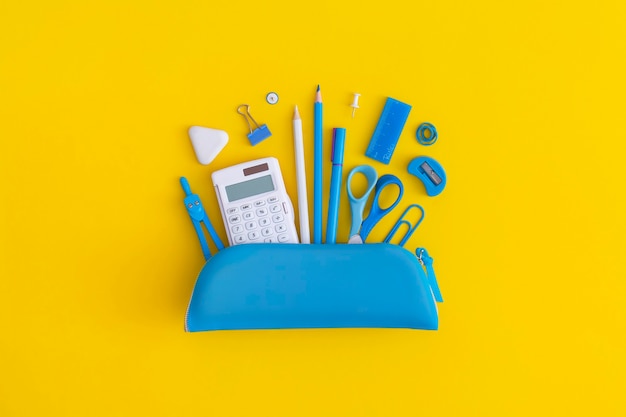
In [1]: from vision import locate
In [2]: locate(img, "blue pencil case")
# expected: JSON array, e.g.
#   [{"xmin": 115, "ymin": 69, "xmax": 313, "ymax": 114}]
[{"xmin": 185, "ymin": 243, "xmax": 442, "ymax": 331}]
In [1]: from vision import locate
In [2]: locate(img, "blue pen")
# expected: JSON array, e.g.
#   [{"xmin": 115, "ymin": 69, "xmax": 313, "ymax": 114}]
[
  {"xmin": 326, "ymin": 128, "xmax": 346, "ymax": 244},
  {"xmin": 313, "ymin": 85, "xmax": 323, "ymax": 243}
]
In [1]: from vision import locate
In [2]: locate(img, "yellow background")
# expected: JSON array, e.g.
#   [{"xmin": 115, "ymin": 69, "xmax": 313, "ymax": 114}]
[{"xmin": 1, "ymin": 0, "xmax": 625, "ymax": 415}]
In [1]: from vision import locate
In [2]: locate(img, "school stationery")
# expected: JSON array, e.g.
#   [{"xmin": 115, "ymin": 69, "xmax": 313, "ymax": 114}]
[
  {"xmin": 383, "ymin": 204, "xmax": 425, "ymax": 246},
  {"xmin": 326, "ymin": 128, "xmax": 346, "ymax": 244},
  {"xmin": 416, "ymin": 122, "xmax": 438, "ymax": 146},
  {"xmin": 179, "ymin": 87, "xmax": 448, "ymax": 333},
  {"xmin": 266, "ymin": 92, "xmax": 279, "ymax": 104},
  {"xmin": 407, "ymin": 156, "xmax": 447, "ymax": 196},
  {"xmin": 211, "ymin": 157, "xmax": 298, "ymax": 245},
  {"xmin": 350, "ymin": 93, "xmax": 361, "ymax": 118},
  {"xmin": 237, "ymin": 104, "xmax": 272, "ymax": 145},
  {"xmin": 292, "ymin": 105, "xmax": 310, "ymax": 243},
  {"xmin": 180, "ymin": 177, "xmax": 225, "ymax": 260},
  {"xmin": 346, "ymin": 165, "xmax": 404, "ymax": 244},
  {"xmin": 365, "ymin": 97, "xmax": 412, "ymax": 164},
  {"xmin": 313, "ymin": 85, "xmax": 323, "ymax": 243},
  {"xmin": 187, "ymin": 126, "xmax": 229, "ymax": 165},
  {"xmin": 185, "ymin": 243, "xmax": 442, "ymax": 331}
]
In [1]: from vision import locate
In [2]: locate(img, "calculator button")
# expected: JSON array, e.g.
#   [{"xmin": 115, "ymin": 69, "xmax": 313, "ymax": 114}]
[
  {"xmin": 256, "ymin": 208, "xmax": 268, "ymax": 217},
  {"xmin": 262, "ymin": 227, "xmax": 273, "ymax": 237},
  {"xmin": 270, "ymin": 204, "xmax": 281, "ymax": 213},
  {"xmin": 259, "ymin": 218, "xmax": 270, "ymax": 227},
  {"xmin": 254, "ymin": 200, "xmax": 266, "ymax": 207},
  {"xmin": 275, "ymin": 224, "xmax": 287, "ymax": 233},
  {"xmin": 227, "ymin": 207, "xmax": 239, "ymax": 215},
  {"xmin": 231, "ymin": 225, "xmax": 244, "ymax": 234},
  {"xmin": 264, "ymin": 237, "xmax": 276, "ymax": 243},
  {"xmin": 243, "ymin": 211, "xmax": 254, "ymax": 220},
  {"xmin": 234, "ymin": 235, "xmax": 247, "ymax": 244},
  {"xmin": 245, "ymin": 221, "xmax": 257, "ymax": 230},
  {"xmin": 267, "ymin": 196, "xmax": 279, "ymax": 204},
  {"xmin": 272, "ymin": 214, "xmax": 284, "ymax": 223},
  {"xmin": 241, "ymin": 203, "xmax": 253, "ymax": 211},
  {"xmin": 278, "ymin": 234, "xmax": 289, "ymax": 242},
  {"xmin": 248, "ymin": 231, "xmax": 260, "ymax": 240},
  {"xmin": 229, "ymin": 215, "xmax": 242, "ymax": 224}
]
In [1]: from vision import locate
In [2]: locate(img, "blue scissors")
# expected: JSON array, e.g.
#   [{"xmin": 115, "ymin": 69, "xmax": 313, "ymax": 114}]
[{"xmin": 347, "ymin": 165, "xmax": 404, "ymax": 244}]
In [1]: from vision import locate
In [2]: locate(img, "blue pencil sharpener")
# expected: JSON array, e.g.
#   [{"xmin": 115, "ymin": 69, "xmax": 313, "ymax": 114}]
[{"xmin": 407, "ymin": 156, "xmax": 447, "ymax": 197}]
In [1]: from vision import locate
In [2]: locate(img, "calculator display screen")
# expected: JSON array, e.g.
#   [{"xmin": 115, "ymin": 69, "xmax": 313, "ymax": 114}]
[{"xmin": 225, "ymin": 175, "xmax": 275, "ymax": 202}]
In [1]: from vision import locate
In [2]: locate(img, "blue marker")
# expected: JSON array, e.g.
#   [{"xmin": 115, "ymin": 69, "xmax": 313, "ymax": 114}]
[{"xmin": 326, "ymin": 128, "xmax": 346, "ymax": 244}]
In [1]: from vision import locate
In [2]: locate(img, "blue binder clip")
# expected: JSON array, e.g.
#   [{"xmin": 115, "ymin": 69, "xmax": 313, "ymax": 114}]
[
  {"xmin": 237, "ymin": 104, "xmax": 272, "ymax": 145},
  {"xmin": 180, "ymin": 177, "xmax": 225, "ymax": 261}
]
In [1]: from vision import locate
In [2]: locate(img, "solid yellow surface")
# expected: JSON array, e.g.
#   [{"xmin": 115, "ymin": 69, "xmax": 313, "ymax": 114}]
[{"xmin": 1, "ymin": 1, "xmax": 625, "ymax": 415}]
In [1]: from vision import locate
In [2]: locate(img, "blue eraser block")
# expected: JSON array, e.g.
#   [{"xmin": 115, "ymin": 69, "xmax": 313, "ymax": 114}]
[
  {"xmin": 247, "ymin": 125, "xmax": 272, "ymax": 146},
  {"xmin": 365, "ymin": 97, "xmax": 412, "ymax": 164},
  {"xmin": 407, "ymin": 156, "xmax": 447, "ymax": 196}
]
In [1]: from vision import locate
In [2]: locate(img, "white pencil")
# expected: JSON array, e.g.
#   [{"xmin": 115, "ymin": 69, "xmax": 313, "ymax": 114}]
[{"xmin": 293, "ymin": 105, "xmax": 310, "ymax": 243}]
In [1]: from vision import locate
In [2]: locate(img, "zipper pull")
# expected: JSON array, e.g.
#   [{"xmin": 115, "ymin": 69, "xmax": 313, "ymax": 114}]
[{"xmin": 416, "ymin": 248, "xmax": 443, "ymax": 302}]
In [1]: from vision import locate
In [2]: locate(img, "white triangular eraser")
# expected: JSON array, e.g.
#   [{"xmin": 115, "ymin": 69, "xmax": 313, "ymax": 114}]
[{"xmin": 188, "ymin": 126, "xmax": 229, "ymax": 165}]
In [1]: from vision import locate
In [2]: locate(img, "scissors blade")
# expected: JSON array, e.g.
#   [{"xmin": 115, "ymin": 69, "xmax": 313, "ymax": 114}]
[{"xmin": 348, "ymin": 234, "xmax": 363, "ymax": 244}]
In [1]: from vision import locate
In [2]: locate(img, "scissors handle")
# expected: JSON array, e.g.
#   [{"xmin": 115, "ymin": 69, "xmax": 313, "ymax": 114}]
[
  {"xmin": 346, "ymin": 165, "xmax": 378, "ymax": 237},
  {"xmin": 359, "ymin": 174, "xmax": 404, "ymax": 242}
]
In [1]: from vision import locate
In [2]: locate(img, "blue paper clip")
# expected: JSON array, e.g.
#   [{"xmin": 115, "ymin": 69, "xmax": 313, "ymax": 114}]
[
  {"xmin": 237, "ymin": 104, "xmax": 272, "ymax": 145},
  {"xmin": 383, "ymin": 204, "xmax": 425, "ymax": 246},
  {"xmin": 180, "ymin": 177, "xmax": 224, "ymax": 261},
  {"xmin": 416, "ymin": 248, "xmax": 443, "ymax": 302}
]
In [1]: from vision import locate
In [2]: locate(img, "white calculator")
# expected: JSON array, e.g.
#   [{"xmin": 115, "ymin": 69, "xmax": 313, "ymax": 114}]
[{"xmin": 212, "ymin": 157, "xmax": 299, "ymax": 246}]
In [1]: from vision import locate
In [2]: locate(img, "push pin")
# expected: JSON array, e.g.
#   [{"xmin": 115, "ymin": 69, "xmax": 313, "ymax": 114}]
[
  {"xmin": 237, "ymin": 104, "xmax": 272, "ymax": 145},
  {"xmin": 350, "ymin": 93, "xmax": 361, "ymax": 118},
  {"xmin": 266, "ymin": 92, "xmax": 279, "ymax": 105}
]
